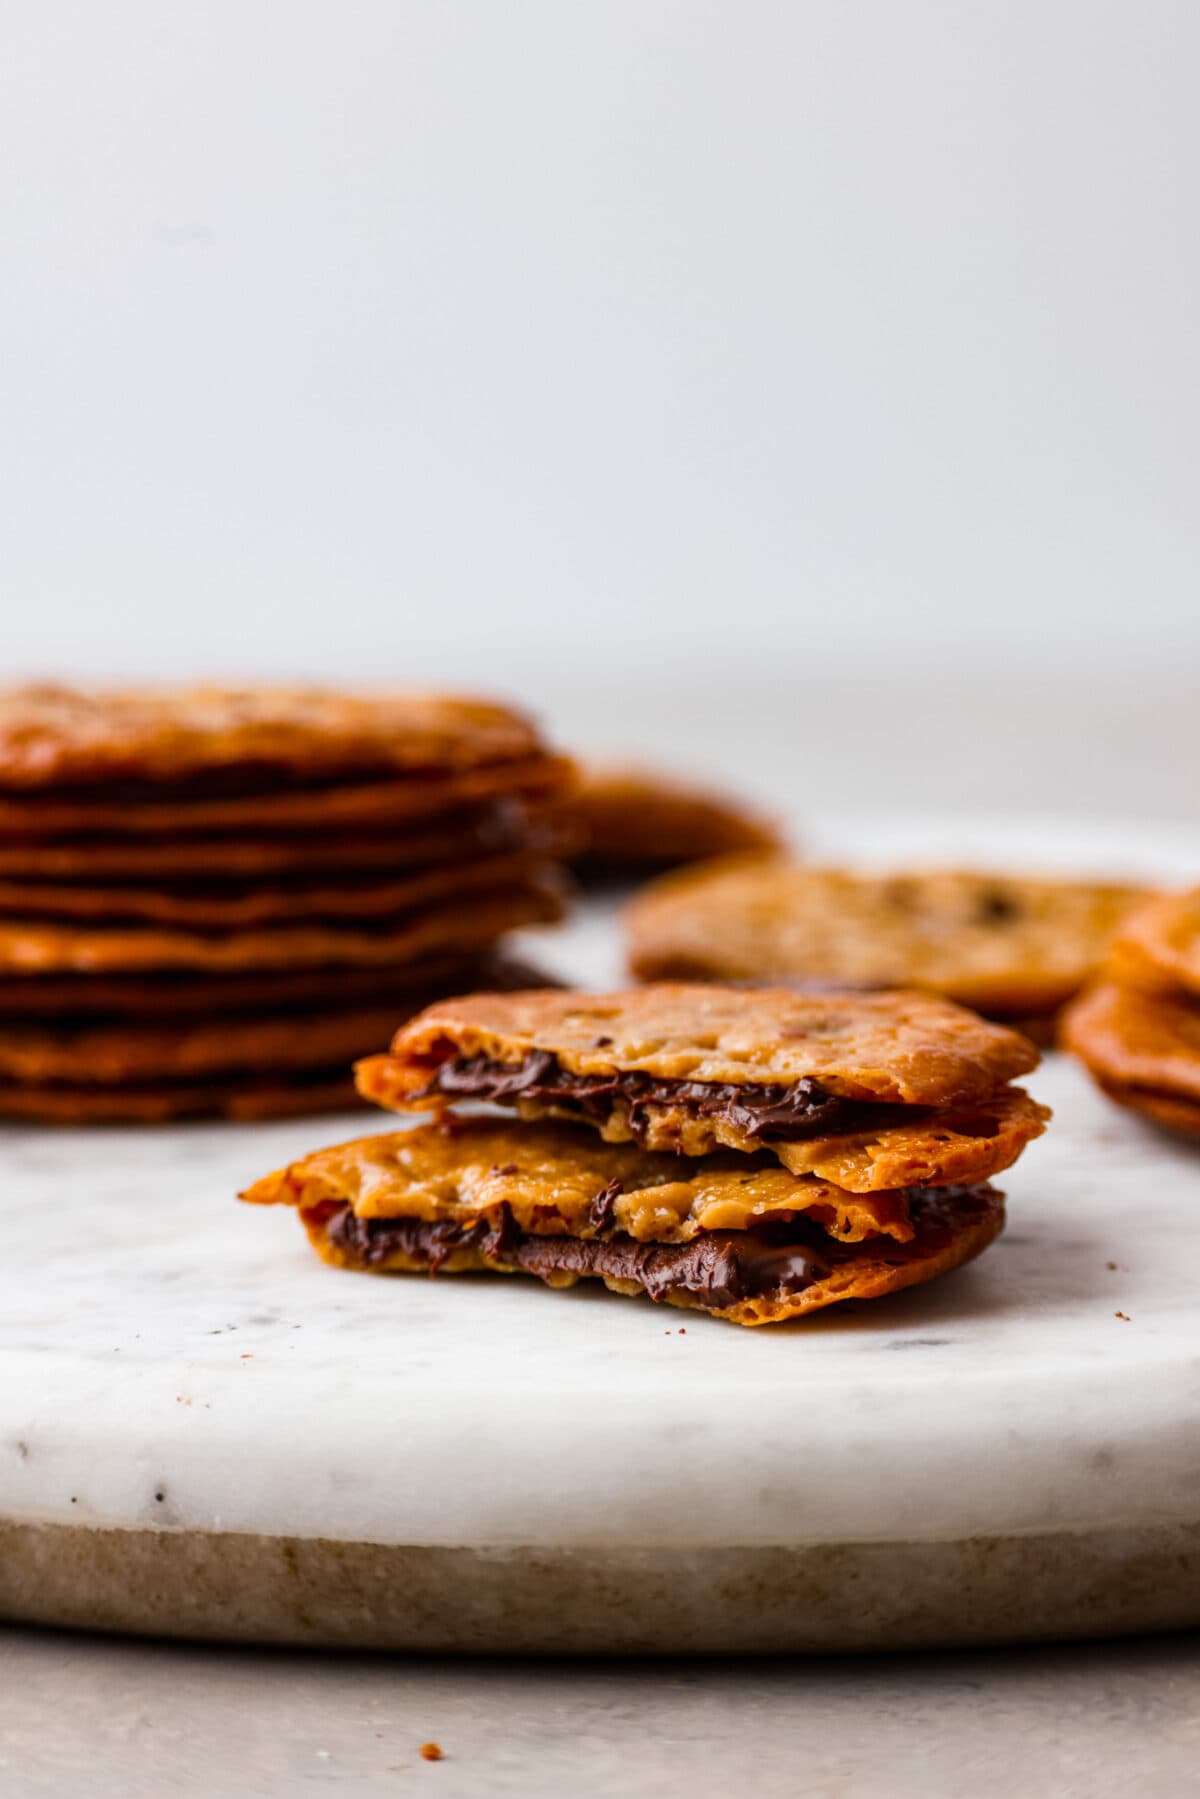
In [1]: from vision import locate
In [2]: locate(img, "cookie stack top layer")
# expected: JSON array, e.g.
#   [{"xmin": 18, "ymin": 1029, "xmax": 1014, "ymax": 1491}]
[
  {"xmin": 0, "ymin": 683, "xmax": 570, "ymax": 1122},
  {"xmin": 0, "ymin": 685, "xmax": 547, "ymax": 787}
]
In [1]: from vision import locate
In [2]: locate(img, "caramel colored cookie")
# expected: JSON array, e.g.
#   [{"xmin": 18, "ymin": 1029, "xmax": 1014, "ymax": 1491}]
[
  {"xmin": 1093, "ymin": 1082, "xmax": 1200, "ymax": 1141},
  {"xmin": 0, "ymin": 755, "xmax": 572, "ymax": 841},
  {"xmin": 0, "ymin": 803, "xmax": 526, "ymax": 881},
  {"xmin": 246, "ymin": 1116, "xmax": 1003, "ymax": 1326},
  {"xmin": 295, "ymin": 1183, "xmax": 1004, "ymax": 1328},
  {"xmin": 769, "ymin": 1087, "xmax": 1048, "ymax": 1191},
  {"xmin": 1060, "ymin": 980, "xmax": 1200, "ymax": 1136},
  {"xmin": 246, "ymin": 1116, "xmax": 1003, "ymax": 1328},
  {"xmin": 1105, "ymin": 888, "xmax": 1200, "ymax": 1000},
  {"xmin": 244, "ymin": 1115, "xmax": 916, "ymax": 1244},
  {"xmin": 0, "ymin": 851, "xmax": 545, "ymax": 930},
  {"xmin": 625, "ymin": 860, "xmax": 1146, "ymax": 1017},
  {"xmin": 0, "ymin": 1068, "xmax": 360, "ymax": 1123},
  {"xmin": 0, "ymin": 1004, "xmax": 408, "ymax": 1087},
  {"xmin": 0, "ymin": 684, "xmax": 546, "ymax": 788},
  {"xmin": 556, "ymin": 763, "xmax": 782, "ymax": 871},
  {"xmin": 359, "ymin": 982, "xmax": 1038, "ymax": 1110},
  {"xmin": 0, "ymin": 951, "xmax": 558, "ymax": 1019},
  {"xmin": 0, "ymin": 878, "xmax": 565, "ymax": 974}
]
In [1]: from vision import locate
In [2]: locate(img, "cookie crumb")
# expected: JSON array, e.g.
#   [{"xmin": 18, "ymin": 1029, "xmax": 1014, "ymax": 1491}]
[
  {"xmin": 1106, "ymin": 1261, "xmax": 1118, "ymax": 1271},
  {"xmin": 419, "ymin": 1742, "xmax": 444, "ymax": 1762},
  {"xmin": 1114, "ymin": 1311, "xmax": 1130, "ymax": 1322}
]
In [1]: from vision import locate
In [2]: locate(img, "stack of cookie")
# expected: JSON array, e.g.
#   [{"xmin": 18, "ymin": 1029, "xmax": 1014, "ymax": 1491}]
[
  {"xmin": 626, "ymin": 860, "xmax": 1147, "ymax": 1042},
  {"xmin": 1063, "ymin": 887, "xmax": 1200, "ymax": 1140},
  {"xmin": 0, "ymin": 685, "xmax": 570, "ymax": 1122},
  {"xmin": 245, "ymin": 985, "xmax": 1049, "ymax": 1328}
]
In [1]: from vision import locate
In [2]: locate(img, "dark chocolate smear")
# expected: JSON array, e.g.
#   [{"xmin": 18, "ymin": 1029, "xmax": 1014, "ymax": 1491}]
[
  {"xmin": 324, "ymin": 1205, "xmax": 834, "ymax": 1308},
  {"xmin": 425, "ymin": 1051, "xmax": 889, "ymax": 1144},
  {"xmin": 587, "ymin": 1177, "xmax": 625, "ymax": 1234},
  {"xmin": 322, "ymin": 1185, "xmax": 991, "ymax": 1311}
]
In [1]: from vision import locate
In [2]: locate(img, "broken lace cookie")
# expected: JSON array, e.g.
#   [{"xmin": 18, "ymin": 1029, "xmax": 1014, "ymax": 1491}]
[{"xmin": 242, "ymin": 1114, "xmax": 1005, "ymax": 1327}]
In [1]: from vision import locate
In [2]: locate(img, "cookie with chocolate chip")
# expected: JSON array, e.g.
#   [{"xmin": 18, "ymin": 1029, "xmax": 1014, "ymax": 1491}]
[
  {"xmin": 624, "ymin": 860, "xmax": 1145, "ymax": 1028},
  {"xmin": 243, "ymin": 1114, "xmax": 1006, "ymax": 1327},
  {"xmin": 355, "ymin": 983, "xmax": 1046, "ymax": 1191}
]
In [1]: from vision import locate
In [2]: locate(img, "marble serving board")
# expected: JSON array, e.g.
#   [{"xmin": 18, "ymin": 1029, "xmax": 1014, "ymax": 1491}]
[{"xmin": 1, "ymin": 813, "xmax": 1199, "ymax": 1652}]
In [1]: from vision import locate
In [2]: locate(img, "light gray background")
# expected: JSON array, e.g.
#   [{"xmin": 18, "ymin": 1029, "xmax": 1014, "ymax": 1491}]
[{"xmin": 3, "ymin": 1, "xmax": 1198, "ymax": 706}]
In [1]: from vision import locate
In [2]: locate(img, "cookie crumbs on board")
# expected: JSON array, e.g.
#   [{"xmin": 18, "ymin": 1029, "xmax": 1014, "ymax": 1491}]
[
  {"xmin": 419, "ymin": 1742, "xmax": 444, "ymax": 1762},
  {"xmin": 1115, "ymin": 1311, "xmax": 1130, "ymax": 1322}
]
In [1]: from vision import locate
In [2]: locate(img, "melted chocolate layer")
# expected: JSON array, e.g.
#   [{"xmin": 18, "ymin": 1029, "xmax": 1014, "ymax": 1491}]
[
  {"xmin": 325, "ymin": 1204, "xmax": 829, "ymax": 1307},
  {"xmin": 426, "ymin": 1050, "xmax": 892, "ymax": 1144},
  {"xmin": 321, "ymin": 1187, "xmax": 988, "ymax": 1312}
]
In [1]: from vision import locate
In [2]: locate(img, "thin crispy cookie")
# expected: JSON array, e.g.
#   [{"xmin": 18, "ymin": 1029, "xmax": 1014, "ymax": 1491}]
[
  {"xmin": 0, "ymin": 1005, "xmax": 406, "ymax": 1085},
  {"xmin": 556, "ymin": 763, "xmax": 782, "ymax": 869},
  {"xmin": 357, "ymin": 983, "xmax": 1039, "ymax": 1110},
  {"xmin": 1106, "ymin": 888, "xmax": 1200, "ymax": 1000},
  {"xmin": 0, "ymin": 951, "xmax": 557, "ymax": 1019},
  {"xmin": 1061, "ymin": 980, "xmax": 1200, "ymax": 1106},
  {"xmin": 0, "ymin": 851, "xmax": 546, "ymax": 930},
  {"xmin": 1092, "ymin": 1080, "xmax": 1200, "ymax": 1141},
  {"xmin": 278, "ymin": 1172, "xmax": 1004, "ymax": 1328},
  {"xmin": 0, "ymin": 878, "xmax": 564, "ymax": 974},
  {"xmin": 625, "ymin": 860, "xmax": 1146, "ymax": 1015},
  {"xmin": 0, "ymin": 756, "xmax": 572, "ymax": 841},
  {"xmin": 0, "ymin": 803, "xmax": 526, "ymax": 881},
  {"xmin": 0, "ymin": 1069, "xmax": 361, "ymax": 1123},
  {"xmin": 243, "ymin": 1115, "xmax": 915, "ymax": 1244},
  {"xmin": 0, "ymin": 685, "xmax": 545, "ymax": 788}
]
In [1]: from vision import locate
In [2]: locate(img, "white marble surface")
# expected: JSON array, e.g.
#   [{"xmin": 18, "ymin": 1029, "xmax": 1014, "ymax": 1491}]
[
  {"xmin": 1, "ymin": 1055, "xmax": 1199, "ymax": 1554},
  {"xmin": 1, "ymin": 813, "xmax": 1199, "ymax": 1560}
]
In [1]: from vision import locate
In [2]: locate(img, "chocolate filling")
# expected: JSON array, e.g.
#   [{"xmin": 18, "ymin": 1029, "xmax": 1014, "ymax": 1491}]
[
  {"xmin": 322, "ymin": 1187, "xmax": 986, "ymax": 1312},
  {"xmin": 424, "ymin": 1050, "xmax": 893, "ymax": 1144}
]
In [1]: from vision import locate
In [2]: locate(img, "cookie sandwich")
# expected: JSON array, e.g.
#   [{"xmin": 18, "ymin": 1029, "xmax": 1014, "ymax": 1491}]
[{"xmin": 247, "ymin": 985, "xmax": 1049, "ymax": 1326}]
